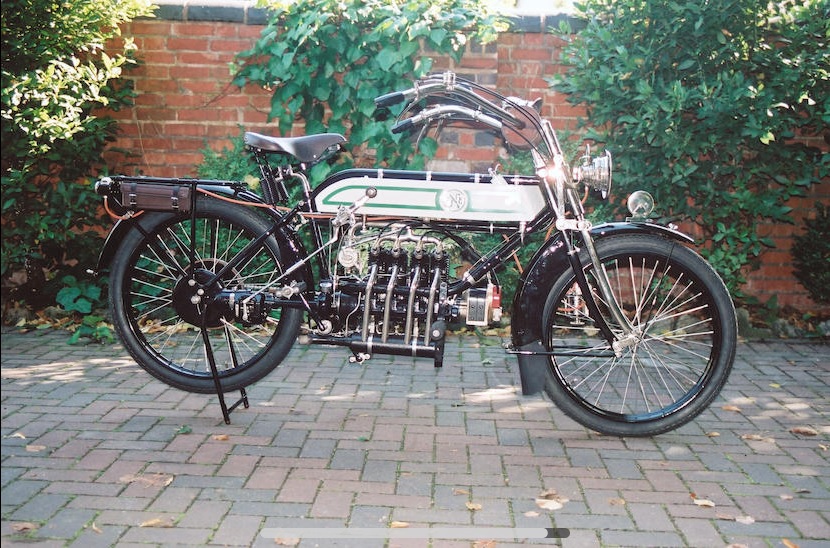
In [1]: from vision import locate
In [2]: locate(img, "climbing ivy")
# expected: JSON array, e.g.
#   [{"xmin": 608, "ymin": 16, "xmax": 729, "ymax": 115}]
[{"xmin": 232, "ymin": 0, "xmax": 506, "ymax": 178}]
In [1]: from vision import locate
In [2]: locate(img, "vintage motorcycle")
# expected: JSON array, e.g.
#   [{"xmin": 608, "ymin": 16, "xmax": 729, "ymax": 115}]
[{"xmin": 93, "ymin": 71, "xmax": 737, "ymax": 436}]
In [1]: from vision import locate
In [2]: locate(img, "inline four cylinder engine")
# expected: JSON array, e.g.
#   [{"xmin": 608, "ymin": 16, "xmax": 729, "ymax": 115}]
[{"xmin": 309, "ymin": 223, "xmax": 502, "ymax": 365}]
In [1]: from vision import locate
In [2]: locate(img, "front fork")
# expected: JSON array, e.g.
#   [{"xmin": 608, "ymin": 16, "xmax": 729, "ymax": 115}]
[{"xmin": 558, "ymin": 187, "xmax": 636, "ymax": 356}]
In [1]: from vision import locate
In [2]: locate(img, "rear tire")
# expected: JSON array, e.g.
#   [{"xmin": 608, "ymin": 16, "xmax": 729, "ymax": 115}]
[
  {"xmin": 542, "ymin": 234, "xmax": 737, "ymax": 436},
  {"xmin": 108, "ymin": 197, "xmax": 303, "ymax": 393}
]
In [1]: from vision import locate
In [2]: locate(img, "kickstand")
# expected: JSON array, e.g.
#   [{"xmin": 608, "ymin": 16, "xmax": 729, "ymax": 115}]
[{"xmin": 200, "ymin": 319, "xmax": 249, "ymax": 424}]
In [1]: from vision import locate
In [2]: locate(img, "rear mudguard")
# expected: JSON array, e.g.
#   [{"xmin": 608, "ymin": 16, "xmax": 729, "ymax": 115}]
[
  {"xmin": 93, "ymin": 185, "xmax": 312, "ymax": 288},
  {"xmin": 511, "ymin": 221, "xmax": 694, "ymax": 396}
]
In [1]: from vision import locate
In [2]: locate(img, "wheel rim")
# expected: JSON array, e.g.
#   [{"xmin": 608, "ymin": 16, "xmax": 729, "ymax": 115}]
[
  {"xmin": 123, "ymin": 216, "xmax": 287, "ymax": 379},
  {"xmin": 546, "ymin": 253, "xmax": 722, "ymax": 423}
]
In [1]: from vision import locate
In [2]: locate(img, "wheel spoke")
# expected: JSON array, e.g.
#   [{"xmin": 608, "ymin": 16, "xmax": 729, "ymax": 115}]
[
  {"xmin": 121, "ymin": 212, "xmax": 292, "ymax": 379},
  {"xmin": 544, "ymin": 239, "xmax": 734, "ymax": 435}
]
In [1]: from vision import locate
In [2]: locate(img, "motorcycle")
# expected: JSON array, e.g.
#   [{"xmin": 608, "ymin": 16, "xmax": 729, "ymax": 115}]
[{"xmin": 92, "ymin": 71, "xmax": 737, "ymax": 436}]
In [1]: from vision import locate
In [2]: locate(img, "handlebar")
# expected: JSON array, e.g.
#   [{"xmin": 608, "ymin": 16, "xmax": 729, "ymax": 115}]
[
  {"xmin": 374, "ymin": 71, "xmax": 559, "ymax": 161},
  {"xmin": 374, "ymin": 72, "xmax": 524, "ymax": 131},
  {"xmin": 374, "ymin": 91, "xmax": 408, "ymax": 108},
  {"xmin": 391, "ymin": 104, "xmax": 503, "ymax": 134}
]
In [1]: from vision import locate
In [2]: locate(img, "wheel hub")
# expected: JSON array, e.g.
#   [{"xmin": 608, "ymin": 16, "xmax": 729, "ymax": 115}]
[{"xmin": 172, "ymin": 266, "xmax": 227, "ymax": 328}]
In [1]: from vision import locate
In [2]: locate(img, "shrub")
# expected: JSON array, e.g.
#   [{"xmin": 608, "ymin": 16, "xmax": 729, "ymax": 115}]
[
  {"xmin": 792, "ymin": 202, "xmax": 830, "ymax": 305},
  {"xmin": 551, "ymin": 0, "xmax": 829, "ymax": 299},
  {"xmin": 1, "ymin": 0, "xmax": 155, "ymax": 318}
]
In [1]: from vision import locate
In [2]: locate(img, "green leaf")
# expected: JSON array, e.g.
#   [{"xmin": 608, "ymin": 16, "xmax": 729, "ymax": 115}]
[{"xmin": 376, "ymin": 49, "xmax": 398, "ymax": 72}]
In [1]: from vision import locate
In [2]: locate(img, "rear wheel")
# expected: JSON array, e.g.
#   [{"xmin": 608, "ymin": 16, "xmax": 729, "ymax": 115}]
[
  {"xmin": 108, "ymin": 197, "xmax": 303, "ymax": 393},
  {"xmin": 542, "ymin": 235, "xmax": 737, "ymax": 436}
]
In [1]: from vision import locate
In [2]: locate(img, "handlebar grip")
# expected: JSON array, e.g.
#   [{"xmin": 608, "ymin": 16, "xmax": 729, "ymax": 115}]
[
  {"xmin": 374, "ymin": 91, "xmax": 407, "ymax": 108},
  {"xmin": 391, "ymin": 119, "xmax": 414, "ymax": 134}
]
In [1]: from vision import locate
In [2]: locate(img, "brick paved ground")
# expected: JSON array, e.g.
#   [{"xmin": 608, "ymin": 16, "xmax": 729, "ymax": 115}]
[{"xmin": 1, "ymin": 328, "xmax": 828, "ymax": 547}]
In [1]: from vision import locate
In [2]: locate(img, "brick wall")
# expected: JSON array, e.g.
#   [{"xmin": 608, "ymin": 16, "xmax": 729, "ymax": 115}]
[{"xmin": 100, "ymin": 4, "xmax": 829, "ymax": 313}]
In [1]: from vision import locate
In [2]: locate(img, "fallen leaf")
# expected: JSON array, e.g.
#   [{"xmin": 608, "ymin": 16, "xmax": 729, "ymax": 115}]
[
  {"xmin": 535, "ymin": 489, "xmax": 569, "ymax": 511},
  {"xmin": 8, "ymin": 432, "xmax": 27, "ymax": 439},
  {"xmin": 120, "ymin": 473, "xmax": 174, "ymax": 487},
  {"xmin": 536, "ymin": 498, "xmax": 566, "ymax": 510},
  {"xmin": 706, "ymin": 431, "xmax": 720, "ymax": 437},
  {"xmin": 466, "ymin": 501, "xmax": 483, "ymax": 511},
  {"xmin": 779, "ymin": 494, "xmax": 794, "ymax": 501},
  {"xmin": 819, "ymin": 444, "xmax": 828, "ymax": 451},
  {"xmin": 782, "ymin": 539, "xmax": 800, "ymax": 548},
  {"xmin": 795, "ymin": 488, "xmax": 811, "ymax": 494},
  {"xmin": 693, "ymin": 498, "xmax": 716, "ymax": 508},
  {"xmin": 722, "ymin": 405, "xmax": 741, "ymax": 412},
  {"xmin": 211, "ymin": 434, "xmax": 229, "ymax": 441},
  {"xmin": 524, "ymin": 511, "xmax": 540, "ymax": 517},
  {"xmin": 452, "ymin": 488, "xmax": 470, "ymax": 495},
  {"xmin": 473, "ymin": 541, "xmax": 497, "ymax": 548},
  {"xmin": 735, "ymin": 515, "xmax": 755, "ymax": 525},
  {"xmin": 25, "ymin": 444, "xmax": 46, "ymax": 452},
  {"xmin": 769, "ymin": 383, "xmax": 781, "ymax": 389},
  {"xmin": 274, "ymin": 538, "xmax": 300, "ymax": 546},
  {"xmin": 726, "ymin": 544, "xmax": 750, "ymax": 548},
  {"xmin": 609, "ymin": 497, "xmax": 626, "ymax": 506},
  {"xmin": 11, "ymin": 522, "xmax": 38, "ymax": 533},
  {"xmin": 91, "ymin": 522, "xmax": 102, "ymax": 534},
  {"xmin": 790, "ymin": 426, "xmax": 818, "ymax": 436},
  {"xmin": 716, "ymin": 513, "xmax": 736, "ymax": 520},
  {"xmin": 390, "ymin": 521, "xmax": 409, "ymax": 528},
  {"xmin": 175, "ymin": 425, "xmax": 192, "ymax": 435},
  {"xmin": 140, "ymin": 517, "xmax": 174, "ymax": 528},
  {"xmin": 741, "ymin": 433, "xmax": 775, "ymax": 443}
]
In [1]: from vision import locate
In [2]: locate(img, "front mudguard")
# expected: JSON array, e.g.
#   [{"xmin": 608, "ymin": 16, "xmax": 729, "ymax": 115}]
[
  {"xmin": 92, "ymin": 186, "xmax": 311, "ymax": 288},
  {"xmin": 511, "ymin": 221, "xmax": 694, "ymax": 396}
]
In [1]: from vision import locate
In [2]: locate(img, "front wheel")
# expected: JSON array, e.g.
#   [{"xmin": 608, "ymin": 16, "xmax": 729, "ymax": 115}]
[
  {"xmin": 108, "ymin": 197, "xmax": 303, "ymax": 393},
  {"xmin": 542, "ymin": 235, "xmax": 737, "ymax": 436}
]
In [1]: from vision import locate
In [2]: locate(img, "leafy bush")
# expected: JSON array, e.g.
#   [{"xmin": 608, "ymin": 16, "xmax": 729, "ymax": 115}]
[
  {"xmin": 792, "ymin": 202, "xmax": 830, "ymax": 305},
  {"xmin": 1, "ymin": 0, "xmax": 155, "ymax": 318},
  {"xmin": 551, "ymin": 0, "xmax": 829, "ymax": 298},
  {"xmin": 198, "ymin": 128, "xmax": 261, "ymax": 183},
  {"xmin": 231, "ymin": 0, "xmax": 506, "ymax": 178}
]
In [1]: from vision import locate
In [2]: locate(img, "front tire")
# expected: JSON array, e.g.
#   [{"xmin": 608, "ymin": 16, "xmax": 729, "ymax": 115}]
[
  {"xmin": 542, "ymin": 235, "xmax": 737, "ymax": 436},
  {"xmin": 108, "ymin": 197, "xmax": 303, "ymax": 393}
]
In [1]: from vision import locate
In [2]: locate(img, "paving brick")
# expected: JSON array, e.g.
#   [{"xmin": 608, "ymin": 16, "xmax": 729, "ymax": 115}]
[
  {"xmin": 119, "ymin": 523, "xmax": 213, "ymax": 545},
  {"xmin": 67, "ymin": 524, "xmax": 129, "ymax": 548},
  {"xmin": 673, "ymin": 516, "xmax": 725, "ymax": 547},
  {"xmin": 627, "ymin": 502, "xmax": 674, "ymax": 531},
  {"xmin": 216, "ymin": 454, "xmax": 260, "ymax": 478},
  {"xmin": 782, "ymin": 509, "xmax": 830, "ymax": 539},
  {"xmin": 244, "ymin": 465, "xmax": 288, "ymax": 490},
  {"xmin": 2, "ymin": 329, "xmax": 828, "ymax": 548},
  {"xmin": 309, "ymin": 488, "xmax": 353, "ymax": 518},
  {"xmin": 147, "ymin": 486, "xmax": 199, "ymax": 513},
  {"xmin": 361, "ymin": 459, "xmax": 398, "ymax": 483},
  {"xmin": 9, "ymin": 493, "xmax": 70, "ymax": 522},
  {"xmin": 211, "ymin": 513, "xmax": 262, "ymax": 545},
  {"xmin": 176, "ymin": 499, "xmax": 231, "ymax": 528},
  {"xmin": 600, "ymin": 530, "xmax": 685, "ymax": 547},
  {"xmin": 31, "ymin": 507, "xmax": 97, "ymax": 541}
]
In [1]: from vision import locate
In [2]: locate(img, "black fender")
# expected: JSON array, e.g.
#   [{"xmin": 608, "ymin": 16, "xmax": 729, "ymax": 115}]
[
  {"xmin": 92, "ymin": 186, "xmax": 312, "ymax": 288},
  {"xmin": 511, "ymin": 221, "xmax": 694, "ymax": 396}
]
